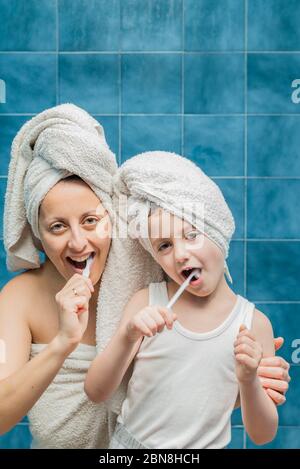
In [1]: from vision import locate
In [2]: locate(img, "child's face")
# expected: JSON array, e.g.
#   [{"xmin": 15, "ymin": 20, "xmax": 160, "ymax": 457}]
[{"xmin": 149, "ymin": 208, "xmax": 225, "ymax": 297}]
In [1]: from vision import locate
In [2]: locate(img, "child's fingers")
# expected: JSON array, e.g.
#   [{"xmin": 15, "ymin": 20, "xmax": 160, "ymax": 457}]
[
  {"xmin": 141, "ymin": 314, "xmax": 160, "ymax": 335},
  {"xmin": 235, "ymin": 354, "xmax": 258, "ymax": 369},
  {"xmin": 234, "ymin": 343, "xmax": 256, "ymax": 358},
  {"xmin": 239, "ymin": 324, "xmax": 247, "ymax": 333},
  {"xmin": 147, "ymin": 309, "xmax": 168, "ymax": 333},
  {"xmin": 236, "ymin": 327, "xmax": 256, "ymax": 342},
  {"xmin": 133, "ymin": 318, "xmax": 154, "ymax": 338},
  {"xmin": 234, "ymin": 335, "xmax": 256, "ymax": 349},
  {"xmin": 158, "ymin": 307, "xmax": 177, "ymax": 329}
]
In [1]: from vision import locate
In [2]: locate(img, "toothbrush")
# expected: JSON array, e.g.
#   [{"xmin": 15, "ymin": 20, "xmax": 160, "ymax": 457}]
[
  {"xmin": 166, "ymin": 269, "xmax": 200, "ymax": 310},
  {"xmin": 82, "ymin": 255, "xmax": 93, "ymax": 278}
]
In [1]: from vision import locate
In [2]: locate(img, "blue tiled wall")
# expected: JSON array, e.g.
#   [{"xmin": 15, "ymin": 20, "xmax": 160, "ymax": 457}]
[{"xmin": 0, "ymin": 0, "xmax": 299, "ymax": 449}]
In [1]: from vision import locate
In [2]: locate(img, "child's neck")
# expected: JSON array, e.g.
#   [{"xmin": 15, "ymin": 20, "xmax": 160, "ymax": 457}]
[{"xmin": 166, "ymin": 276, "xmax": 237, "ymax": 333}]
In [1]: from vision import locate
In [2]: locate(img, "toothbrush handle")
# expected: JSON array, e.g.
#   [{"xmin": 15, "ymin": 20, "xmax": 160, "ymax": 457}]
[{"xmin": 166, "ymin": 272, "xmax": 194, "ymax": 309}]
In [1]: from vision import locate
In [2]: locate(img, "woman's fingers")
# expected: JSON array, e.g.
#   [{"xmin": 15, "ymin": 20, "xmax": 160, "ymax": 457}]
[
  {"xmin": 257, "ymin": 365, "xmax": 290, "ymax": 382},
  {"xmin": 259, "ymin": 377, "xmax": 289, "ymax": 393},
  {"xmin": 274, "ymin": 337, "xmax": 284, "ymax": 352},
  {"xmin": 259, "ymin": 356, "xmax": 290, "ymax": 371},
  {"xmin": 265, "ymin": 388, "xmax": 286, "ymax": 406}
]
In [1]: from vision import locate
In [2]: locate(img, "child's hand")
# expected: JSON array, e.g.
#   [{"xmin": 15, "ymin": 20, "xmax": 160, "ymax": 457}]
[
  {"xmin": 234, "ymin": 324, "xmax": 263, "ymax": 383},
  {"xmin": 126, "ymin": 306, "xmax": 177, "ymax": 343}
]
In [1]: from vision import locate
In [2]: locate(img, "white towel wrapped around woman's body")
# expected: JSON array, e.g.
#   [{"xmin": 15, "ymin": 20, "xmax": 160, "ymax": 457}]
[{"xmin": 28, "ymin": 343, "xmax": 116, "ymax": 449}]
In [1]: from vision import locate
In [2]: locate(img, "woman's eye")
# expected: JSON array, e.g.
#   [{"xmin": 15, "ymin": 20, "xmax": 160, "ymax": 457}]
[
  {"xmin": 50, "ymin": 223, "xmax": 65, "ymax": 232},
  {"xmin": 84, "ymin": 217, "xmax": 98, "ymax": 225}
]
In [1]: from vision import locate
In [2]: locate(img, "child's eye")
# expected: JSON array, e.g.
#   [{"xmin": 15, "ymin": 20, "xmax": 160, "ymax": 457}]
[
  {"xmin": 157, "ymin": 241, "xmax": 172, "ymax": 252},
  {"xmin": 185, "ymin": 230, "xmax": 201, "ymax": 240}
]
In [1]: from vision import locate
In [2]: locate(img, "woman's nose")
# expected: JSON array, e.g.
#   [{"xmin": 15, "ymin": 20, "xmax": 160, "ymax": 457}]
[{"xmin": 67, "ymin": 228, "xmax": 88, "ymax": 252}]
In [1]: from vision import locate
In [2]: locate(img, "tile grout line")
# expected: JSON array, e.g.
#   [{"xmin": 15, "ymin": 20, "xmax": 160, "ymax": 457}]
[
  {"xmin": 118, "ymin": 2, "xmax": 122, "ymax": 166},
  {"xmin": 243, "ymin": 0, "xmax": 248, "ymax": 307},
  {"xmin": 243, "ymin": 1, "xmax": 248, "ymax": 449},
  {"xmin": 3, "ymin": 50, "xmax": 300, "ymax": 54},
  {"xmin": 181, "ymin": 0, "xmax": 185, "ymax": 156},
  {"xmin": 181, "ymin": 0, "xmax": 184, "ymax": 155},
  {"xmin": 55, "ymin": 0, "xmax": 59, "ymax": 105},
  {"xmin": 3, "ymin": 113, "xmax": 300, "ymax": 117}
]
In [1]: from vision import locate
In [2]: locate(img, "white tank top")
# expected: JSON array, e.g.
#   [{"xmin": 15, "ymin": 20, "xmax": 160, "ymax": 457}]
[{"xmin": 118, "ymin": 282, "xmax": 254, "ymax": 449}]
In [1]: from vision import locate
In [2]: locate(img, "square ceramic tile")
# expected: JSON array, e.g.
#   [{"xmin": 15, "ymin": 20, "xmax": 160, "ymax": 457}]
[
  {"xmin": 185, "ymin": 0, "xmax": 244, "ymax": 51},
  {"xmin": 121, "ymin": 0, "xmax": 182, "ymax": 51},
  {"xmin": 0, "ymin": 0, "xmax": 56, "ymax": 51},
  {"xmin": 185, "ymin": 54, "xmax": 244, "ymax": 113},
  {"xmin": 122, "ymin": 54, "xmax": 181, "ymax": 113},
  {"xmin": 59, "ymin": 0, "xmax": 120, "ymax": 51}
]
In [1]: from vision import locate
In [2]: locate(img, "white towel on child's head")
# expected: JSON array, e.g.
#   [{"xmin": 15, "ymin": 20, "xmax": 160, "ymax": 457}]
[
  {"xmin": 114, "ymin": 151, "xmax": 235, "ymax": 280},
  {"xmin": 4, "ymin": 103, "xmax": 117, "ymax": 272}
]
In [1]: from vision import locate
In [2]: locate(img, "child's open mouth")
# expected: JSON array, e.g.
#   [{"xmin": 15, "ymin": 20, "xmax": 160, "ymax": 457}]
[
  {"xmin": 181, "ymin": 267, "xmax": 202, "ymax": 285},
  {"xmin": 66, "ymin": 252, "xmax": 95, "ymax": 272}
]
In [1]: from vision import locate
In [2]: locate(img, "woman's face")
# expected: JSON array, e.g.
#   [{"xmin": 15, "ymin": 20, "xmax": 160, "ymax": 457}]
[{"xmin": 38, "ymin": 179, "xmax": 112, "ymax": 284}]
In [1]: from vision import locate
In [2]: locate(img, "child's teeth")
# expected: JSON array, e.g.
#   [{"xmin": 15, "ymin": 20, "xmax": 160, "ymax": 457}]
[{"xmin": 192, "ymin": 269, "xmax": 201, "ymax": 279}]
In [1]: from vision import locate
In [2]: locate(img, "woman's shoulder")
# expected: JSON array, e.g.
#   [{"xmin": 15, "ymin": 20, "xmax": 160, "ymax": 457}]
[{"xmin": 0, "ymin": 269, "xmax": 43, "ymax": 313}]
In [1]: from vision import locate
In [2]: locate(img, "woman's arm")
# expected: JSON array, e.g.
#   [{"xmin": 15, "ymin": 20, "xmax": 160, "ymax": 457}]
[
  {"xmin": 234, "ymin": 311, "xmax": 278, "ymax": 445},
  {"xmin": 0, "ymin": 273, "xmax": 93, "ymax": 434}
]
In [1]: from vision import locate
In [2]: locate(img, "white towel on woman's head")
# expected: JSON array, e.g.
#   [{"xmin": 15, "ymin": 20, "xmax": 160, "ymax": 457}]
[
  {"xmin": 4, "ymin": 103, "xmax": 117, "ymax": 272},
  {"xmin": 114, "ymin": 151, "xmax": 235, "ymax": 281}
]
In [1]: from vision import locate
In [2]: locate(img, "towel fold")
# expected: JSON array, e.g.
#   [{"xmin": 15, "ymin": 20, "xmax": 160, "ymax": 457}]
[{"xmin": 28, "ymin": 343, "xmax": 114, "ymax": 448}]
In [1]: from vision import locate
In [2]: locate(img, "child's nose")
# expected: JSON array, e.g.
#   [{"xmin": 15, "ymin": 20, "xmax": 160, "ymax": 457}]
[{"xmin": 174, "ymin": 243, "xmax": 190, "ymax": 264}]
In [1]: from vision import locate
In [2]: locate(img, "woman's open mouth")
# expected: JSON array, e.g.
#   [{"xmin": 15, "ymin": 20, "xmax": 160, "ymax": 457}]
[{"xmin": 66, "ymin": 252, "xmax": 95, "ymax": 272}]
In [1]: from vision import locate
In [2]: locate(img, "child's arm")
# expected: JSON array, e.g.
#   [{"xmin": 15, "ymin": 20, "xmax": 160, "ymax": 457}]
[
  {"xmin": 84, "ymin": 289, "xmax": 176, "ymax": 403},
  {"xmin": 234, "ymin": 310, "xmax": 278, "ymax": 445}
]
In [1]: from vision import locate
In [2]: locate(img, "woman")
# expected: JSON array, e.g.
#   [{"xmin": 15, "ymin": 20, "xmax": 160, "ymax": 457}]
[{"xmin": 0, "ymin": 105, "xmax": 290, "ymax": 448}]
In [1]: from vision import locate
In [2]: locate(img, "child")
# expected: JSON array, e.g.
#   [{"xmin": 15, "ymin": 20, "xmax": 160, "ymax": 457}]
[{"xmin": 85, "ymin": 151, "xmax": 278, "ymax": 449}]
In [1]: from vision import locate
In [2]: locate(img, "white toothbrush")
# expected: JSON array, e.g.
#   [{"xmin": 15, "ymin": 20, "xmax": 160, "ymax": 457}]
[
  {"xmin": 167, "ymin": 269, "xmax": 200, "ymax": 310},
  {"xmin": 82, "ymin": 255, "xmax": 93, "ymax": 278}
]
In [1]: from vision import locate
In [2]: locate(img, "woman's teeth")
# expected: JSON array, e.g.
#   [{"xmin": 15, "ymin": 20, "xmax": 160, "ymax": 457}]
[{"xmin": 67, "ymin": 254, "xmax": 93, "ymax": 270}]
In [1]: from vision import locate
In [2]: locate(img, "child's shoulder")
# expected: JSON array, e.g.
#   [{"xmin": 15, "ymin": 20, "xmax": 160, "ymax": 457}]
[
  {"xmin": 125, "ymin": 286, "xmax": 149, "ymax": 313},
  {"xmin": 129, "ymin": 281, "xmax": 165, "ymax": 307},
  {"xmin": 251, "ymin": 307, "xmax": 275, "ymax": 356},
  {"xmin": 251, "ymin": 308, "xmax": 273, "ymax": 335}
]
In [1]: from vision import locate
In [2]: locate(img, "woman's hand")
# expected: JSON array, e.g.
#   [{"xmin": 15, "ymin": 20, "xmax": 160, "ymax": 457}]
[
  {"xmin": 126, "ymin": 305, "xmax": 177, "ymax": 343},
  {"xmin": 257, "ymin": 337, "xmax": 291, "ymax": 405},
  {"xmin": 55, "ymin": 274, "xmax": 94, "ymax": 346}
]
